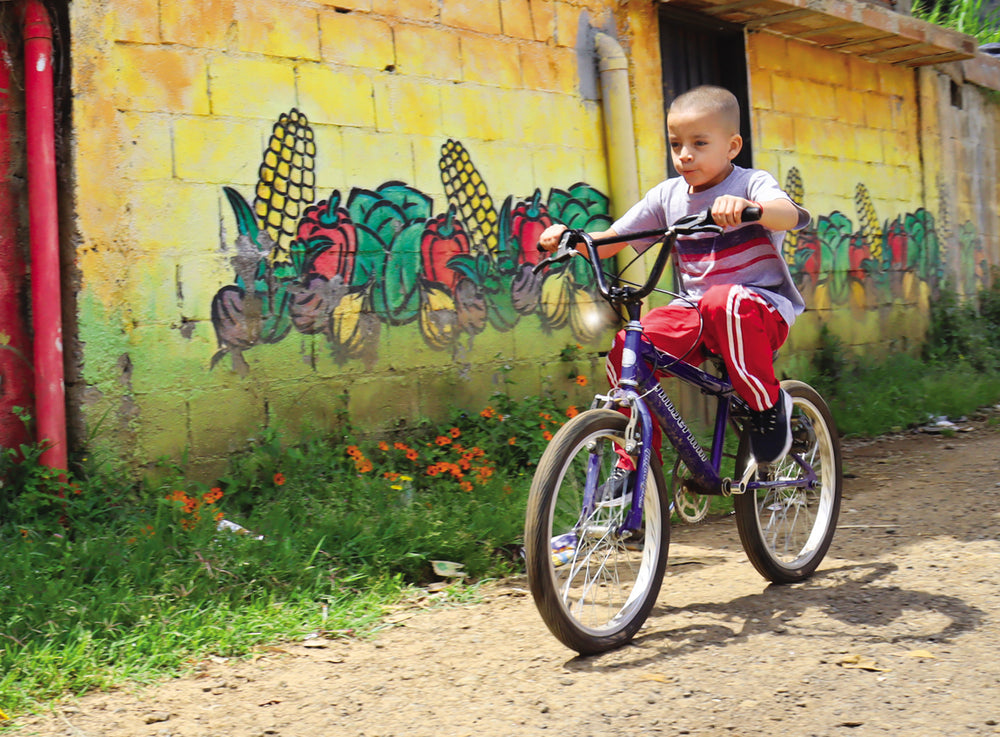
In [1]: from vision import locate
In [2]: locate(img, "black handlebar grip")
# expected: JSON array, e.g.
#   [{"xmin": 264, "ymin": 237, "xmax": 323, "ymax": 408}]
[{"xmin": 742, "ymin": 205, "xmax": 762, "ymax": 222}]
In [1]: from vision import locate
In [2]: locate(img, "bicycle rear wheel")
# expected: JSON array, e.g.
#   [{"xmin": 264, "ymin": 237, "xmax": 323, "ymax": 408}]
[
  {"xmin": 524, "ymin": 409, "xmax": 670, "ymax": 654},
  {"xmin": 734, "ymin": 380, "xmax": 842, "ymax": 583}
]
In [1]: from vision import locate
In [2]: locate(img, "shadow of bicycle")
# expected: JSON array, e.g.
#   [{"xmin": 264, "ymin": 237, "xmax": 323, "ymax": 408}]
[{"xmin": 563, "ymin": 561, "xmax": 984, "ymax": 670}]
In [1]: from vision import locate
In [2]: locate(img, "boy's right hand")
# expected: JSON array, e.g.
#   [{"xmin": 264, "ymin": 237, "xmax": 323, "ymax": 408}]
[{"xmin": 538, "ymin": 223, "xmax": 568, "ymax": 252}]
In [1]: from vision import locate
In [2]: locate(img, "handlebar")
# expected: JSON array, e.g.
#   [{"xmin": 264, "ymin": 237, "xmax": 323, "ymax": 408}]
[{"xmin": 533, "ymin": 205, "xmax": 762, "ymax": 304}]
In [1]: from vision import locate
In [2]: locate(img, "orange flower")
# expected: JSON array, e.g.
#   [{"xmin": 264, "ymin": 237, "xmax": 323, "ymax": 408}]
[
  {"xmin": 406, "ymin": 449, "xmax": 419, "ymax": 461},
  {"xmin": 435, "ymin": 435, "xmax": 452, "ymax": 446},
  {"xmin": 356, "ymin": 458, "xmax": 373, "ymax": 473},
  {"xmin": 426, "ymin": 464, "xmax": 441, "ymax": 477},
  {"xmin": 575, "ymin": 375, "xmax": 588, "ymax": 386},
  {"xmin": 202, "ymin": 488, "xmax": 224, "ymax": 505},
  {"xmin": 394, "ymin": 441, "xmax": 409, "ymax": 451},
  {"xmin": 346, "ymin": 445, "xmax": 361, "ymax": 458},
  {"xmin": 543, "ymin": 431, "xmax": 553, "ymax": 441},
  {"xmin": 539, "ymin": 412, "xmax": 552, "ymax": 421},
  {"xmin": 449, "ymin": 427, "xmax": 461, "ymax": 438},
  {"xmin": 566, "ymin": 406, "xmax": 579, "ymax": 418},
  {"xmin": 274, "ymin": 472, "xmax": 286, "ymax": 486},
  {"xmin": 480, "ymin": 406, "xmax": 495, "ymax": 419},
  {"xmin": 459, "ymin": 481, "xmax": 473, "ymax": 492},
  {"xmin": 378, "ymin": 441, "xmax": 390, "ymax": 451},
  {"xmin": 508, "ymin": 437, "xmax": 517, "ymax": 446}
]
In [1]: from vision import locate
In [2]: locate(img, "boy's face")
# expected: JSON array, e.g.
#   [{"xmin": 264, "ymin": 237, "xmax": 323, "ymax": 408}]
[{"xmin": 667, "ymin": 108, "xmax": 742, "ymax": 193}]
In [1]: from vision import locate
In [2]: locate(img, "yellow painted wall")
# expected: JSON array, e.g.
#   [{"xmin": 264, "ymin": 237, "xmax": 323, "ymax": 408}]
[
  {"xmin": 66, "ymin": 1, "xmax": 1000, "ymax": 473},
  {"xmin": 70, "ymin": 0, "xmax": 630, "ymax": 475}
]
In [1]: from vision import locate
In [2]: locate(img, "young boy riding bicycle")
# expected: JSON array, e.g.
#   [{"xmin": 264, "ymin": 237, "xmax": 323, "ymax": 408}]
[{"xmin": 539, "ymin": 85, "xmax": 811, "ymax": 483}]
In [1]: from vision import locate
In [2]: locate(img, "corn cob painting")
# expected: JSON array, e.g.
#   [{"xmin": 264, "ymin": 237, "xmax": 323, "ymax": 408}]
[
  {"xmin": 210, "ymin": 113, "xmax": 616, "ymax": 372},
  {"xmin": 208, "ymin": 109, "xmax": 980, "ymax": 373},
  {"xmin": 779, "ymin": 170, "xmax": 965, "ymax": 312}
]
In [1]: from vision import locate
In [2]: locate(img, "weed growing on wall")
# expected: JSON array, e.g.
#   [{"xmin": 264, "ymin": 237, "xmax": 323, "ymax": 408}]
[{"xmin": 913, "ymin": 0, "xmax": 1000, "ymax": 44}]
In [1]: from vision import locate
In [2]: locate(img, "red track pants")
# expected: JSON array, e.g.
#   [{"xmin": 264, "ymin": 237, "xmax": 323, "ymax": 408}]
[{"xmin": 604, "ymin": 284, "xmax": 789, "ymax": 462}]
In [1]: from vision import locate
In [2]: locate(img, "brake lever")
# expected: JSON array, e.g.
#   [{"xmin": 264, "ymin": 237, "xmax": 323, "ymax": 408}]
[{"xmin": 532, "ymin": 230, "xmax": 580, "ymax": 274}]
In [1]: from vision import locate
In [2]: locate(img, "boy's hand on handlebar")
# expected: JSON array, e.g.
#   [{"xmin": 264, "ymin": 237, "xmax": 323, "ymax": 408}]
[
  {"xmin": 538, "ymin": 223, "xmax": 568, "ymax": 252},
  {"xmin": 711, "ymin": 195, "xmax": 759, "ymax": 229}
]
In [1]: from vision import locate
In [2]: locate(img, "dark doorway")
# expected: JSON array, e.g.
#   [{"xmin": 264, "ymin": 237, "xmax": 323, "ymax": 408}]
[{"xmin": 658, "ymin": 6, "xmax": 752, "ymax": 177}]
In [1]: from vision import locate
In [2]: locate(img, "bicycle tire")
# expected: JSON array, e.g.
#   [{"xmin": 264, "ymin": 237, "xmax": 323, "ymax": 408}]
[
  {"xmin": 734, "ymin": 380, "xmax": 843, "ymax": 583},
  {"xmin": 524, "ymin": 409, "xmax": 670, "ymax": 654}
]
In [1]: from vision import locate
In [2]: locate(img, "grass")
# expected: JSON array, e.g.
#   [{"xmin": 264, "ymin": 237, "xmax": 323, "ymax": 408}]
[
  {"xmin": 3, "ymin": 279, "xmax": 1000, "ymax": 720},
  {"xmin": 912, "ymin": 0, "xmax": 1000, "ymax": 44}
]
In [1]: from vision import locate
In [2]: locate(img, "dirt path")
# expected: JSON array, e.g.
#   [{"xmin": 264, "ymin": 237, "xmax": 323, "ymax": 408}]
[{"xmin": 16, "ymin": 419, "xmax": 1000, "ymax": 737}]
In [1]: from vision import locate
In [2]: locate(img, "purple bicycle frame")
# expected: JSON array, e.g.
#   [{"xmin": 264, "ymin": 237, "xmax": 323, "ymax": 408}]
[{"xmin": 586, "ymin": 317, "xmax": 818, "ymax": 534}]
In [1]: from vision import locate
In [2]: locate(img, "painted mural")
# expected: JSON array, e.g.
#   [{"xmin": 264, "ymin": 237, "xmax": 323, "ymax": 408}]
[
  {"xmin": 781, "ymin": 168, "xmax": 988, "ymax": 310},
  {"xmin": 208, "ymin": 111, "xmax": 990, "ymax": 375},
  {"xmin": 210, "ymin": 109, "xmax": 617, "ymax": 374}
]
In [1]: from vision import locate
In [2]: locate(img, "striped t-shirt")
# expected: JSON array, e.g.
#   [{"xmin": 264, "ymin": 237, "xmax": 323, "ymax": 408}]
[{"xmin": 612, "ymin": 166, "xmax": 810, "ymax": 327}]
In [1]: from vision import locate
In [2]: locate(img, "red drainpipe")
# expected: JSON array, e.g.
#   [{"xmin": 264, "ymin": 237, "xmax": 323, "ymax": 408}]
[
  {"xmin": 23, "ymin": 0, "xmax": 67, "ymax": 471},
  {"xmin": 0, "ymin": 24, "xmax": 32, "ymax": 452}
]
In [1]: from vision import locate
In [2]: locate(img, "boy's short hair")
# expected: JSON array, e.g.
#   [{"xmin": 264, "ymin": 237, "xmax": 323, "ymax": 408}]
[{"xmin": 669, "ymin": 85, "xmax": 740, "ymax": 134}]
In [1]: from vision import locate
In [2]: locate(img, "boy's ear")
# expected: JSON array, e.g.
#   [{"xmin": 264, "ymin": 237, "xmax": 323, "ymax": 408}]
[{"xmin": 728, "ymin": 134, "xmax": 743, "ymax": 160}]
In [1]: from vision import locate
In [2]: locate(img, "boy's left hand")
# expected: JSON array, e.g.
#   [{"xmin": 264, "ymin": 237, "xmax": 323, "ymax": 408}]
[{"xmin": 710, "ymin": 195, "xmax": 756, "ymax": 228}]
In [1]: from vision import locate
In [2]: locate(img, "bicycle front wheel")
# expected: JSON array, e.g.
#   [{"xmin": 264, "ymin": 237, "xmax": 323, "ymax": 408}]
[
  {"xmin": 734, "ymin": 380, "xmax": 842, "ymax": 583},
  {"xmin": 524, "ymin": 409, "xmax": 670, "ymax": 655}
]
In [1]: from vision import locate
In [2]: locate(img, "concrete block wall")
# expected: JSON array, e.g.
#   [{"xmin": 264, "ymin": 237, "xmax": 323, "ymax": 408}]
[
  {"xmin": 63, "ymin": 0, "xmax": 1000, "ymax": 473},
  {"xmin": 70, "ymin": 0, "xmax": 624, "ymax": 474}
]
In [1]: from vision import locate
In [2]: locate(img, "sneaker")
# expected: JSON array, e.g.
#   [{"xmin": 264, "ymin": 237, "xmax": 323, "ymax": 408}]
[
  {"xmin": 748, "ymin": 389, "xmax": 793, "ymax": 464},
  {"xmin": 596, "ymin": 467, "xmax": 632, "ymax": 502}
]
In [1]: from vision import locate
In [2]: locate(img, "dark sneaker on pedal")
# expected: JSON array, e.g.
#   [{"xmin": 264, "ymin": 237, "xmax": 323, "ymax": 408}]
[
  {"xmin": 596, "ymin": 467, "xmax": 632, "ymax": 503},
  {"xmin": 748, "ymin": 389, "xmax": 793, "ymax": 464}
]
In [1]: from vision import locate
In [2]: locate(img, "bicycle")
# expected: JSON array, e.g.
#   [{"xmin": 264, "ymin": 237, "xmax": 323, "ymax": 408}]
[{"xmin": 523, "ymin": 208, "xmax": 843, "ymax": 655}]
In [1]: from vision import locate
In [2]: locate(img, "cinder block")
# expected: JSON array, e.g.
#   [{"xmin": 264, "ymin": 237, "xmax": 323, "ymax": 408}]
[
  {"xmin": 317, "ymin": 0, "xmax": 373, "ymax": 10},
  {"xmin": 501, "ymin": 0, "xmax": 535, "ymax": 39},
  {"xmin": 373, "ymin": 75, "xmax": 444, "ymax": 136},
  {"xmin": 319, "ymin": 12, "xmax": 394, "ymax": 69},
  {"xmin": 757, "ymin": 110, "xmax": 796, "ymax": 153},
  {"xmin": 372, "ymin": 0, "xmax": 438, "ymax": 20},
  {"xmin": 309, "ymin": 123, "xmax": 346, "ymax": 192},
  {"xmin": 340, "ymin": 128, "xmax": 415, "ymax": 185},
  {"xmin": 499, "ymin": 89, "xmax": 552, "ymax": 143},
  {"xmin": 111, "ymin": 45, "xmax": 211, "ymax": 115},
  {"xmin": 786, "ymin": 42, "xmax": 849, "ymax": 86},
  {"xmin": 460, "ymin": 33, "xmax": 521, "ymax": 88},
  {"xmin": 530, "ymin": 0, "xmax": 556, "ymax": 42},
  {"xmin": 346, "ymin": 374, "xmax": 420, "ymax": 431},
  {"xmin": 237, "ymin": 0, "xmax": 321, "ymax": 61},
  {"xmin": 519, "ymin": 43, "xmax": 577, "ymax": 94},
  {"xmin": 120, "ymin": 112, "xmax": 173, "ymax": 182},
  {"xmin": 554, "ymin": 1, "xmax": 584, "ymax": 48},
  {"xmin": 129, "ymin": 180, "xmax": 220, "ymax": 257},
  {"xmin": 161, "ymin": 0, "xmax": 236, "ymax": 49},
  {"xmin": 187, "ymin": 383, "xmax": 268, "ymax": 454},
  {"xmin": 395, "ymin": 24, "xmax": 462, "ymax": 81},
  {"xmin": 437, "ymin": 83, "xmax": 504, "ymax": 141},
  {"xmin": 174, "ymin": 116, "xmax": 266, "ymax": 184},
  {"xmin": 833, "ymin": 87, "xmax": 868, "ymax": 128},
  {"xmin": 208, "ymin": 56, "xmax": 297, "ymax": 118},
  {"xmin": 297, "ymin": 64, "xmax": 376, "ymax": 128},
  {"xmin": 112, "ymin": 0, "xmax": 160, "ymax": 43},
  {"xmin": 854, "ymin": 126, "xmax": 884, "ymax": 164},
  {"xmin": 749, "ymin": 72, "xmax": 772, "ymax": 110},
  {"xmin": 747, "ymin": 31, "xmax": 788, "ymax": 73},
  {"xmin": 532, "ymin": 147, "xmax": 585, "ymax": 192},
  {"xmin": 441, "ymin": 0, "xmax": 502, "ymax": 34}
]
